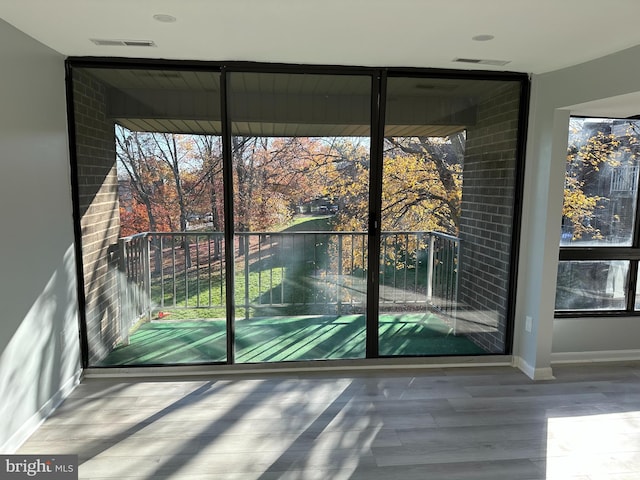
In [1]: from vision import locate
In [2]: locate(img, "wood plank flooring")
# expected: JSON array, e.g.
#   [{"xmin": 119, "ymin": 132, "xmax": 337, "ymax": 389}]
[{"xmin": 17, "ymin": 362, "xmax": 640, "ymax": 479}]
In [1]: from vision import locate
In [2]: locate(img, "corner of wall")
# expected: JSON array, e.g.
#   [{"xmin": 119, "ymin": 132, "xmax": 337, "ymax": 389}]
[
  {"xmin": 513, "ymin": 355, "xmax": 555, "ymax": 380},
  {"xmin": 0, "ymin": 371, "xmax": 81, "ymax": 453}
]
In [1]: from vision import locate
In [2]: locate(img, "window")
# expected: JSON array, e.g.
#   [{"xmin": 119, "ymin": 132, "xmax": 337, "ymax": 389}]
[
  {"xmin": 556, "ymin": 117, "xmax": 640, "ymax": 314},
  {"xmin": 68, "ymin": 61, "xmax": 528, "ymax": 366}
]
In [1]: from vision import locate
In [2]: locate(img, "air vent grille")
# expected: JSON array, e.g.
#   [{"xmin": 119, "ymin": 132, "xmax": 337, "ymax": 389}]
[
  {"xmin": 453, "ymin": 58, "xmax": 511, "ymax": 66},
  {"xmin": 91, "ymin": 39, "xmax": 156, "ymax": 47}
]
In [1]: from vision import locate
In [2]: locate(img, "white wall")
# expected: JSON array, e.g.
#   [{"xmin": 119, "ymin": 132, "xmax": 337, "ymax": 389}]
[
  {"xmin": 553, "ymin": 317, "xmax": 640, "ymax": 362},
  {"xmin": 0, "ymin": 19, "xmax": 81, "ymax": 452},
  {"xmin": 515, "ymin": 45, "xmax": 640, "ymax": 378}
]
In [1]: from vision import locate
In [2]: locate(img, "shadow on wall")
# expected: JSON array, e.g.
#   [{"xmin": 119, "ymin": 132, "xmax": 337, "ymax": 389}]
[
  {"xmin": 0, "ymin": 244, "xmax": 81, "ymax": 452},
  {"xmin": 83, "ymin": 203, "xmax": 122, "ymax": 363},
  {"xmin": 72, "ymin": 68, "xmax": 122, "ymax": 365}
]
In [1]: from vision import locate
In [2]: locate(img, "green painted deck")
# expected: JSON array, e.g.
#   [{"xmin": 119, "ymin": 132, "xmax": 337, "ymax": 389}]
[{"xmin": 97, "ymin": 313, "xmax": 485, "ymax": 366}]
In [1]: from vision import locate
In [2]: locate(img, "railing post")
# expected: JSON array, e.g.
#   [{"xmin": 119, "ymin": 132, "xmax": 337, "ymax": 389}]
[
  {"xmin": 452, "ymin": 237, "xmax": 460, "ymax": 334},
  {"xmin": 337, "ymin": 235, "xmax": 343, "ymax": 315},
  {"xmin": 244, "ymin": 234, "xmax": 250, "ymax": 320},
  {"xmin": 426, "ymin": 233, "xmax": 435, "ymax": 304},
  {"xmin": 117, "ymin": 237, "xmax": 130, "ymax": 346},
  {"xmin": 143, "ymin": 234, "xmax": 152, "ymax": 321}
]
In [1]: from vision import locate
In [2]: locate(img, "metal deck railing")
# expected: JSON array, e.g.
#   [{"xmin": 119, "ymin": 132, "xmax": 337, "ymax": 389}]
[{"xmin": 117, "ymin": 230, "xmax": 459, "ymax": 336}]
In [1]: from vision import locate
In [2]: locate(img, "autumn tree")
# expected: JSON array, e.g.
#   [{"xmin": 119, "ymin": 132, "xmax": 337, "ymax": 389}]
[
  {"xmin": 383, "ymin": 133, "xmax": 464, "ymax": 235},
  {"xmin": 562, "ymin": 118, "xmax": 640, "ymax": 242},
  {"xmin": 118, "ymin": 127, "xmax": 223, "ymax": 231},
  {"xmin": 119, "ymin": 203, "xmax": 151, "ymax": 238},
  {"xmin": 320, "ymin": 134, "xmax": 464, "ymax": 236},
  {"xmin": 232, "ymin": 136, "xmax": 283, "ymax": 255},
  {"xmin": 116, "ymin": 126, "xmax": 167, "ymax": 236},
  {"xmin": 316, "ymin": 139, "xmax": 370, "ymax": 231},
  {"xmin": 151, "ymin": 133, "xmax": 193, "ymax": 234},
  {"xmin": 116, "ymin": 128, "xmax": 465, "ymax": 245},
  {"xmin": 232, "ymin": 137, "xmax": 326, "ymax": 232},
  {"xmin": 117, "ymin": 127, "xmax": 188, "ymax": 236},
  {"xmin": 315, "ymin": 134, "xmax": 463, "ymax": 273},
  {"xmin": 192, "ymin": 135, "xmax": 224, "ymax": 231}
]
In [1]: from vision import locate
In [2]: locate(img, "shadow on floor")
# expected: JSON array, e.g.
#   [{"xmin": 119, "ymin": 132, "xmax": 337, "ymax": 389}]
[{"xmin": 97, "ymin": 313, "xmax": 485, "ymax": 366}]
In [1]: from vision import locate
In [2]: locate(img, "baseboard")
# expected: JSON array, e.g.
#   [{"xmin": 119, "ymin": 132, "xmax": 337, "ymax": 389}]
[
  {"xmin": 0, "ymin": 369, "xmax": 82, "ymax": 453},
  {"xmin": 512, "ymin": 355, "xmax": 555, "ymax": 380},
  {"xmin": 84, "ymin": 356, "xmax": 514, "ymax": 378},
  {"xmin": 551, "ymin": 350, "xmax": 640, "ymax": 364}
]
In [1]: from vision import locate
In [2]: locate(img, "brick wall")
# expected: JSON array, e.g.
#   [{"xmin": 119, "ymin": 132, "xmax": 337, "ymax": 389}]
[
  {"xmin": 73, "ymin": 69, "xmax": 121, "ymax": 364},
  {"xmin": 458, "ymin": 82, "xmax": 521, "ymax": 353}
]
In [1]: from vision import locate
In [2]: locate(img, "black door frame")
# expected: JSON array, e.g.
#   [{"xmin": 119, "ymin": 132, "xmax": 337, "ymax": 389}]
[{"xmin": 65, "ymin": 57, "xmax": 528, "ymax": 368}]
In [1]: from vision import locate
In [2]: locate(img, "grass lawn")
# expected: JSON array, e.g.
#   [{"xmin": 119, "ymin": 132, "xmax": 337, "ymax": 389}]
[
  {"xmin": 280, "ymin": 214, "xmax": 334, "ymax": 232},
  {"xmin": 149, "ymin": 214, "xmax": 339, "ymax": 318}
]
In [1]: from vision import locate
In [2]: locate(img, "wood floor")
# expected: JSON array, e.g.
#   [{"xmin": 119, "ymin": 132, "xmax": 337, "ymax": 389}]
[{"xmin": 17, "ymin": 362, "xmax": 640, "ymax": 479}]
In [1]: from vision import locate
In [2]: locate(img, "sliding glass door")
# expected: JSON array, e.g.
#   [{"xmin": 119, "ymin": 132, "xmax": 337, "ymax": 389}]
[
  {"xmin": 228, "ymin": 72, "xmax": 371, "ymax": 362},
  {"xmin": 70, "ymin": 67, "xmax": 229, "ymax": 366},
  {"xmin": 378, "ymin": 76, "xmax": 523, "ymax": 356},
  {"xmin": 69, "ymin": 61, "xmax": 527, "ymax": 367}
]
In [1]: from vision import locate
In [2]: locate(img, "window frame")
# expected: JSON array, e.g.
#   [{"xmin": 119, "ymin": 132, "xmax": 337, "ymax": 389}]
[
  {"xmin": 65, "ymin": 57, "xmax": 530, "ymax": 367},
  {"xmin": 556, "ymin": 116, "xmax": 640, "ymax": 317}
]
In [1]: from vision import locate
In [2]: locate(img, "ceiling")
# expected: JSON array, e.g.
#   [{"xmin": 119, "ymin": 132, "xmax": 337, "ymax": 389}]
[
  {"xmin": 1, "ymin": 0, "xmax": 640, "ymax": 75},
  {"xmin": 92, "ymin": 68, "xmax": 504, "ymax": 137}
]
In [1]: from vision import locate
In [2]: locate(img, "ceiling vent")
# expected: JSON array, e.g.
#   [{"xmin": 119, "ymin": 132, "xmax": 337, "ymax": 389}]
[
  {"xmin": 90, "ymin": 39, "xmax": 156, "ymax": 47},
  {"xmin": 453, "ymin": 58, "xmax": 511, "ymax": 66}
]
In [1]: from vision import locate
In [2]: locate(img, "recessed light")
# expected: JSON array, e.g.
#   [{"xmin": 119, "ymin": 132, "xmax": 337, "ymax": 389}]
[
  {"xmin": 153, "ymin": 14, "xmax": 177, "ymax": 23},
  {"xmin": 472, "ymin": 34, "xmax": 494, "ymax": 41}
]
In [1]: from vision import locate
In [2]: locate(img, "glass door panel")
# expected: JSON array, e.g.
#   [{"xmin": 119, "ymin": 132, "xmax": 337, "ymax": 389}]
[
  {"xmin": 229, "ymin": 72, "xmax": 371, "ymax": 362},
  {"xmin": 378, "ymin": 76, "xmax": 522, "ymax": 356},
  {"xmin": 73, "ymin": 68, "xmax": 227, "ymax": 366}
]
